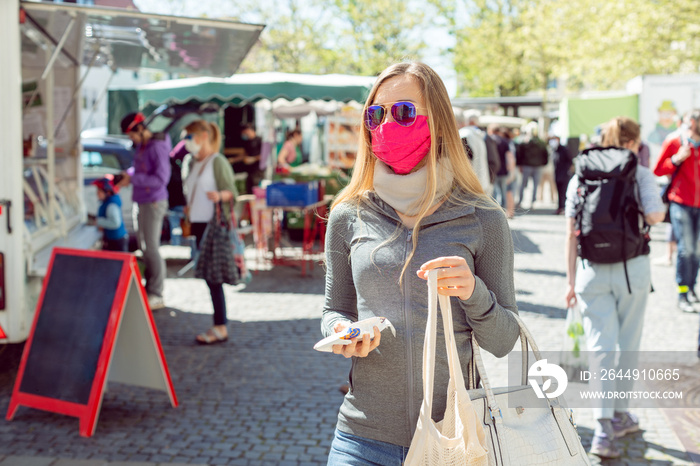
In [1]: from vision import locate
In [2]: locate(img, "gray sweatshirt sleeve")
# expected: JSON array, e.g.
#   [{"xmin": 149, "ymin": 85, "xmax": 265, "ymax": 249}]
[
  {"xmin": 321, "ymin": 204, "xmax": 357, "ymax": 337},
  {"xmin": 457, "ymin": 206, "xmax": 520, "ymax": 358},
  {"xmin": 96, "ymin": 203, "xmax": 122, "ymax": 230},
  {"xmin": 636, "ymin": 166, "xmax": 665, "ymax": 215}
]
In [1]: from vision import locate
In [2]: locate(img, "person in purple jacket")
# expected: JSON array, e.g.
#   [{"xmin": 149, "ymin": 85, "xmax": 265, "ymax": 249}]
[{"xmin": 118, "ymin": 112, "xmax": 172, "ymax": 310}]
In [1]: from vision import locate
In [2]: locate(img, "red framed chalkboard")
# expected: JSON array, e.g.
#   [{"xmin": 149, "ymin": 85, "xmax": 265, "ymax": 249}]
[{"xmin": 6, "ymin": 248, "xmax": 178, "ymax": 437}]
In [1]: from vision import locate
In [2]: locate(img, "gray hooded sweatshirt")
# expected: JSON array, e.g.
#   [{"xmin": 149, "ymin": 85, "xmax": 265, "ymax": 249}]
[{"xmin": 321, "ymin": 189, "xmax": 520, "ymax": 448}]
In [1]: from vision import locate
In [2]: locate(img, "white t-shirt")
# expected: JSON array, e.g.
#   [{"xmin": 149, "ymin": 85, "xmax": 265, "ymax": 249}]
[
  {"xmin": 459, "ymin": 125, "xmax": 491, "ymax": 193},
  {"xmin": 185, "ymin": 155, "xmax": 217, "ymax": 223}
]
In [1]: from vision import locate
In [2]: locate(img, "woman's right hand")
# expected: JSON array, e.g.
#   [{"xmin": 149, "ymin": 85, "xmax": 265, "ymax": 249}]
[
  {"xmin": 331, "ymin": 322, "xmax": 381, "ymax": 358},
  {"xmin": 565, "ymin": 284, "xmax": 577, "ymax": 308}
]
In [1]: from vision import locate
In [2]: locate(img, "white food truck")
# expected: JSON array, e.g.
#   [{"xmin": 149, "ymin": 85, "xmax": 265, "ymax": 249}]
[{"xmin": 0, "ymin": 0, "xmax": 263, "ymax": 343}]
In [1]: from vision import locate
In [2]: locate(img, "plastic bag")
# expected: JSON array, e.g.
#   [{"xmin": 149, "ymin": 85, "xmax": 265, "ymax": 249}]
[{"xmin": 560, "ymin": 303, "xmax": 588, "ymax": 382}]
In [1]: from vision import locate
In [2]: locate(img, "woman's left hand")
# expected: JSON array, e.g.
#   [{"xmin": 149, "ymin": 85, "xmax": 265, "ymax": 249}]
[
  {"xmin": 417, "ymin": 256, "xmax": 475, "ymax": 301},
  {"xmin": 206, "ymin": 190, "xmax": 230, "ymax": 202}
]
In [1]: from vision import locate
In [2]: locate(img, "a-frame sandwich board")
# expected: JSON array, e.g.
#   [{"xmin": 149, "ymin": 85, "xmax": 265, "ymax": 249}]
[{"xmin": 6, "ymin": 247, "xmax": 178, "ymax": 437}]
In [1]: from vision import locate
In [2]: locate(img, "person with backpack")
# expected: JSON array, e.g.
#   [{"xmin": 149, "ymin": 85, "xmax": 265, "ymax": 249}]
[
  {"xmin": 564, "ymin": 117, "xmax": 664, "ymax": 459},
  {"xmin": 653, "ymin": 109, "xmax": 700, "ymax": 313}
]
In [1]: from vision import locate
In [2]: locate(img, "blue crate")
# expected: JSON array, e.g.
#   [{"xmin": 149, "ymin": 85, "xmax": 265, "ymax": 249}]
[{"xmin": 266, "ymin": 181, "xmax": 319, "ymax": 207}]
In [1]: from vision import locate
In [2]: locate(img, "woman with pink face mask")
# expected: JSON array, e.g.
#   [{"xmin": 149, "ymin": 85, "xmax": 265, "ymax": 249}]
[{"xmin": 321, "ymin": 62, "xmax": 520, "ymax": 464}]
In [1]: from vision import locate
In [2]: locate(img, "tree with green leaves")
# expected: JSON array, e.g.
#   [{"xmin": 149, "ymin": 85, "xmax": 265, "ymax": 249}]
[
  {"xmin": 238, "ymin": 0, "xmax": 430, "ymax": 76},
  {"xmin": 440, "ymin": 0, "xmax": 700, "ymax": 96}
]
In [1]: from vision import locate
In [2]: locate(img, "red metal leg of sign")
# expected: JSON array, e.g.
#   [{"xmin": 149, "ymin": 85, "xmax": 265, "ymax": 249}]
[
  {"xmin": 302, "ymin": 210, "xmax": 312, "ymax": 276},
  {"xmin": 79, "ymin": 414, "xmax": 95, "ymax": 438},
  {"xmin": 0, "ymin": 252, "xmax": 5, "ymax": 310},
  {"xmin": 5, "ymin": 399, "xmax": 18, "ymax": 420}
]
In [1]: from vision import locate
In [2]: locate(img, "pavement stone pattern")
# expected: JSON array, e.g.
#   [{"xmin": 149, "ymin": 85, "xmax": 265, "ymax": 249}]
[{"xmin": 1, "ymin": 201, "xmax": 699, "ymax": 465}]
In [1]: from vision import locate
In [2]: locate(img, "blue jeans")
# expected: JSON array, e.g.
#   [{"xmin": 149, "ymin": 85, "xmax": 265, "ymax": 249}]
[
  {"xmin": 669, "ymin": 202, "xmax": 700, "ymax": 294},
  {"xmin": 519, "ymin": 165, "xmax": 544, "ymax": 206},
  {"xmin": 167, "ymin": 205, "xmax": 186, "ymax": 246},
  {"xmin": 327, "ymin": 429, "xmax": 408, "ymax": 466},
  {"xmin": 493, "ymin": 175, "xmax": 510, "ymax": 208}
]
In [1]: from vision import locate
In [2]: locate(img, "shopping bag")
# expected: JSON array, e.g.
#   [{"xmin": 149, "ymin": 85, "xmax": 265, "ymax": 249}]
[
  {"xmin": 560, "ymin": 304, "xmax": 588, "ymax": 382},
  {"xmin": 194, "ymin": 203, "xmax": 240, "ymax": 285},
  {"xmin": 404, "ymin": 270, "xmax": 489, "ymax": 466},
  {"xmin": 466, "ymin": 310, "xmax": 591, "ymax": 465},
  {"xmin": 407, "ymin": 271, "xmax": 590, "ymax": 465}
]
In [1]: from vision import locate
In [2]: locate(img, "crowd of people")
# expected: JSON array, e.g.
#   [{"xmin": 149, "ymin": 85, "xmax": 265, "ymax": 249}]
[
  {"xmin": 88, "ymin": 106, "xmax": 307, "ymax": 345},
  {"xmin": 88, "ymin": 112, "xmax": 262, "ymax": 344},
  {"xmin": 456, "ymin": 115, "xmax": 575, "ymax": 218}
]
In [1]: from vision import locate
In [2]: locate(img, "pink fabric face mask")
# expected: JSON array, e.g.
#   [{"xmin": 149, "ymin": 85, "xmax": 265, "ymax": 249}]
[{"xmin": 371, "ymin": 116, "xmax": 431, "ymax": 174}]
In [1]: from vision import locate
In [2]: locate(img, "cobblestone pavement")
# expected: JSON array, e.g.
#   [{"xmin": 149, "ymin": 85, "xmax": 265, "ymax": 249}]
[{"xmin": 1, "ymin": 201, "xmax": 699, "ymax": 466}]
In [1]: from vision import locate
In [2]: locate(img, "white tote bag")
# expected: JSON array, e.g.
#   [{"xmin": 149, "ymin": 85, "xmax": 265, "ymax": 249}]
[{"xmin": 404, "ymin": 270, "xmax": 490, "ymax": 466}]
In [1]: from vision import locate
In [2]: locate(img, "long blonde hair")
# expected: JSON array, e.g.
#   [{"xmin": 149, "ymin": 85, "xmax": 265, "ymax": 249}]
[
  {"xmin": 332, "ymin": 61, "xmax": 497, "ymax": 283},
  {"xmin": 185, "ymin": 119, "xmax": 222, "ymax": 151}
]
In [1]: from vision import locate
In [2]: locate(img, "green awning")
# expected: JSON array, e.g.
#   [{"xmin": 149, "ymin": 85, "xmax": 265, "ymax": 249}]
[
  {"xmin": 108, "ymin": 72, "xmax": 375, "ymax": 133},
  {"xmin": 112, "ymin": 72, "xmax": 375, "ymax": 108},
  {"xmin": 562, "ymin": 94, "xmax": 639, "ymax": 138}
]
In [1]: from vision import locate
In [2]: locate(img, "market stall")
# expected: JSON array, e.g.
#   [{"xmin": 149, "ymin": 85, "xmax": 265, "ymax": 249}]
[
  {"xmin": 108, "ymin": 72, "xmax": 375, "ymax": 273},
  {"xmin": 1, "ymin": 0, "xmax": 264, "ymax": 343}
]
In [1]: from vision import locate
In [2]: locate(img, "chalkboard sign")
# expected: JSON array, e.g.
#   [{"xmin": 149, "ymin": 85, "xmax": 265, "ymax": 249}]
[
  {"xmin": 20, "ymin": 254, "xmax": 123, "ymax": 404},
  {"xmin": 6, "ymin": 248, "xmax": 177, "ymax": 437}
]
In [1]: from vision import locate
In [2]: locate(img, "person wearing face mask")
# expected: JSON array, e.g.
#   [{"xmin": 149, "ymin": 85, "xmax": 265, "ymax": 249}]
[
  {"xmin": 239, "ymin": 123, "xmax": 263, "ymax": 193},
  {"xmin": 565, "ymin": 117, "xmax": 664, "ymax": 459},
  {"xmin": 182, "ymin": 120, "xmax": 239, "ymax": 344},
  {"xmin": 654, "ymin": 110, "xmax": 700, "ymax": 314},
  {"xmin": 119, "ymin": 112, "xmax": 172, "ymax": 310},
  {"xmin": 321, "ymin": 62, "xmax": 520, "ymax": 464}
]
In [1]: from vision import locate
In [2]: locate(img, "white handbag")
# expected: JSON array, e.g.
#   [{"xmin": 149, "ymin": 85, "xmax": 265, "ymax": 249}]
[
  {"xmin": 404, "ymin": 270, "xmax": 490, "ymax": 466},
  {"xmin": 465, "ymin": 309, "xmax": 591, "ymax": 465},
  {"xmin": 406, "ymin": 270, "xmax": 591, "ymax": 466}
]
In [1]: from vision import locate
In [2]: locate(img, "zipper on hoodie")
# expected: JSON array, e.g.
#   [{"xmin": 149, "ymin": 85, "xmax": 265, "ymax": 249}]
[{"xmin": 404, "ymin": 229, "xmax": 417, "ymax": 436}]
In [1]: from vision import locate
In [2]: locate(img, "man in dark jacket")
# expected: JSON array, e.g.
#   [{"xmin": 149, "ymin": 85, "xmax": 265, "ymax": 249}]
[
  {"xmin": 550, "ymin": 135, "xmax": 573, "ymax": 214},
  {"xmin": 516, "ymin": 125, "xmax": 549, "ymax": 209},
  {"xmin": 166, "ymin": 140, "xmax": 188, "ymax": 245},
  {"xmin": 487, "ymin": 124, "xmax": 512, "ymax": 212},
  {"xmin": 240, "ymin": 124, "xmax": 263, "ymax": 193}
]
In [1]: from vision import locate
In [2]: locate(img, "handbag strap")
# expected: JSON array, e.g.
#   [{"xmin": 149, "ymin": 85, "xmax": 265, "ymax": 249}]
[
  {"xmin": 187, "ymin": 153, "xmax": 216, "ymax": 209},
  {"xmin": 666, "ymin": 165, "xmax": 682, "ymax": 195},
  {"xmin": 227, "ymin": 197, "xmax": 238, "ymax": 228},
  {"xmin": 666, "ymin": 136, "xmax": 691, "ymax": 193},
  {"xmin": 467, "ymin": 326, "xmax": 528, "ymax": 390},
  {"xmin": 470, "ymin": 313, "xmax": 556, "ymax": 418},
  {"xmin": 422, "ymin": 271, "xmax": 470, "ymax": 412},
  {"xmin": 422, "ymin": 271, "xmax": 439, "ymax": 409}
]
